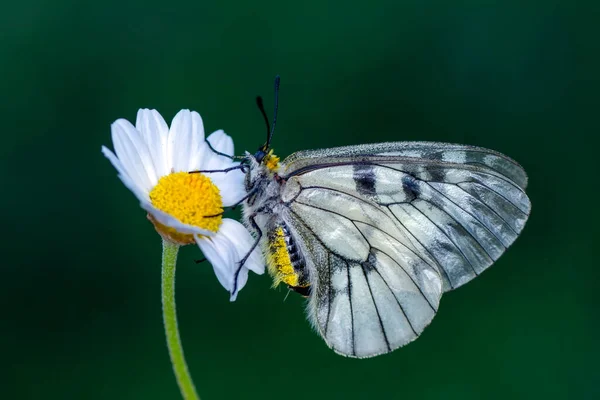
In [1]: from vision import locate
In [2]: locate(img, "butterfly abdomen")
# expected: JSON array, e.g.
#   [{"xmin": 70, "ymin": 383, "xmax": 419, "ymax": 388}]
[{"xmin": 266, "ymin": 223, "xmax": 310, "ymax": 294}]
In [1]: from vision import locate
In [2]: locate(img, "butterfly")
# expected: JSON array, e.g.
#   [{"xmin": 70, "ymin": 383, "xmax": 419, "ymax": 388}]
[{"xmin": 228, "ymin": 76, "xmax": 530, "ymax": 358}]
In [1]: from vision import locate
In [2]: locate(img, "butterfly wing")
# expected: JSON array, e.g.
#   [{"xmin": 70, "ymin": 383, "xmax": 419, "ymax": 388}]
[{"xmin": 279, "ymin": 142, "xmax": 530, "ymax": 357}]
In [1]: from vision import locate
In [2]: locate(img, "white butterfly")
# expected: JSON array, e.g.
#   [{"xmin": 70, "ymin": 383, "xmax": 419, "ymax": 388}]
[{"xmin": 221, "ymin": 77, "xmax": 530, "ymax": 358}]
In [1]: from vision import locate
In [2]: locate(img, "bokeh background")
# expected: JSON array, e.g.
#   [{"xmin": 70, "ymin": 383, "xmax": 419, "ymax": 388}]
[{"xmin": 2, "ymin": 1, "xmax": 598, "ymax": 399}]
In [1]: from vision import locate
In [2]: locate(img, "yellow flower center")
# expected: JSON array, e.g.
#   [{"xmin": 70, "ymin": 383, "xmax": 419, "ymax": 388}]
[{"xmin": 148, "ymin": 172, "xmax": 223, "ymax": 244}]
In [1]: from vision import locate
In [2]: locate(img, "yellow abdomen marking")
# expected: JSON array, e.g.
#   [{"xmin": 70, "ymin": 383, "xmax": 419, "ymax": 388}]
[{"xmin": 267, "ymin": 227, "xmax": 299, "ymax": 287}]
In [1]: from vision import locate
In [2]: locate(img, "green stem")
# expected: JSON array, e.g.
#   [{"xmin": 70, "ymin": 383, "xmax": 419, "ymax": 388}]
[{"xmin": 161, "ymin": 239, "xmax": 200, "ymax": 400}]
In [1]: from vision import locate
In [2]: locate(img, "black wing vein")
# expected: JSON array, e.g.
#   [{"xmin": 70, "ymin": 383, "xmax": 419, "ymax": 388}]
[
  {"xmin": 424, "ymin": 182, "xmax": 508, "ymax": 250},
  {"xmin": 344, "ymin": 258, "xmax": 356, "ymax": 357},
  {"xmin": 385, "ymin": 204, "xmax": 459, "ymax": 286},
  {"xmin": 360, "ymin": 262, "xmax": 392, "ymax": 352},
  {"xmin": 292, "ymin": 200, "xmax": 439, "ymax": 312},
  {"xmin": 369, "ymin": 254, "xmax": 419, "ymax": 336}
]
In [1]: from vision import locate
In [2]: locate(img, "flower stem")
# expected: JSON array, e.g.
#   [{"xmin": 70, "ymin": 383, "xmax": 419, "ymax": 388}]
[{"xmin": 161, "ymin": 239, "xmax": 200, "ymax": 400}]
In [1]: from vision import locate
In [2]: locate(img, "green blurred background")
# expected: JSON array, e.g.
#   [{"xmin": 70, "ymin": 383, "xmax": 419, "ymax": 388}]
[{"xmin": 2, "ymin": 0, "xmax": 598, "ymax": 399}]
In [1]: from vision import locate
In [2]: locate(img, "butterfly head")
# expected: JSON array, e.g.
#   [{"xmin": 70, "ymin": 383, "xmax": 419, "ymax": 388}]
[{"xmin": 254, "ymin": 146, "xmax": 280, "ymax": 172}]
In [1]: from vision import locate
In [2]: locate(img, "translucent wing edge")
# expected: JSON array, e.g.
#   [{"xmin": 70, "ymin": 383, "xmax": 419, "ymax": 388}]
[{"xmin": 282, "ymin": 141, "xmax": 528, "ymax": 190}]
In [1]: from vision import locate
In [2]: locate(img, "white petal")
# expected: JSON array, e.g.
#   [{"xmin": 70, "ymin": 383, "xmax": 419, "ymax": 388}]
[
  {"xmin": 184, "ymin": 111, "xmax": 209, "ymax": 172},
  {"xmin": 196, "ymin": 235, "xmax": 237, "ymax": 292},
  {"xmin": 195, "ymin": 219, "xmax": 264, "ymax": 301},
  {"xmin": 208, "ymin": 172, "xmax": 246, "ymax": 207},
  {"xmin": 101, "ymin": 146, "xmax": 148, "ymax": 202},
  {"xmin": 168, "ymin": 110, "xmax": 196, "ymax": 172},
  {"xmin": 135, "ymin": 109, "xmax": 169, "ymax": 178},
  {"xmin": 111, "ymin": 119, "xmax": 158, "ymax": 191},
  {"xmin": 141, "ymin": 202, "xmax": 216, "ymax": 237}
]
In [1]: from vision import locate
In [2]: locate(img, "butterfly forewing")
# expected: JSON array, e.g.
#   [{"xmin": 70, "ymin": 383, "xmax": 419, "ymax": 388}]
[{"xmin": 278, "ymin": 142, "xmax": 530, "ymax": 357}]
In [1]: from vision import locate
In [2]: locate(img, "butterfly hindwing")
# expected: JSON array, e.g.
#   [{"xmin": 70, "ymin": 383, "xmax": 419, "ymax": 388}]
[{"xmin": 284, "ymin": 207, "xmax": 442, "ymax": 358}]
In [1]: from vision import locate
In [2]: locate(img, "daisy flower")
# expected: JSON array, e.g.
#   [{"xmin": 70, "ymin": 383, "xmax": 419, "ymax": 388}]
[{"xmin": 102, "ymin": 108, "xmax": 264, "ymax": 300}]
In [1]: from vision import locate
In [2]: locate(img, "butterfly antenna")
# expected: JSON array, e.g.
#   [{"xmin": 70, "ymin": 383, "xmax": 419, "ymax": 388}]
[
  {"xmin": 266, "ymin": 75, "xmax": 280, "ymax": 148},
  {"xmin": 256, "ymin": 96, "xmax": 271, "ymax": 146}
]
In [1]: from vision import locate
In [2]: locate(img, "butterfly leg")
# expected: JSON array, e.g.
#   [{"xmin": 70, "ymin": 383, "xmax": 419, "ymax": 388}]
[
  {"xmin": 200, "ymin": 187, "xmax": 259, "ymax": 222},
  {"xmin": 231, "ymin": 214, "xmax": 262, "ymax": 296},
  {"xmin": 228, "ymin": 188, "xmax": 259, "ymax": 209},
  {"xmin": 205, "ymin": 137, "xmax": 235, "ymax": 160},
  {"xmin": 189, "ymin": 164, "xmax": 248, "ymax": 174}
]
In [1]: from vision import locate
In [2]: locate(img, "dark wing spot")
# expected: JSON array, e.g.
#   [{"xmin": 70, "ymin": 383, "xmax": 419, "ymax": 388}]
[
  {"xmin": 402, "ymin": 175, "xmax": 420, "ymax": 200},
  {"xmin": 361, "ymin": 253, "xmax": 378, "ymax": 274},
  {"xmin": 426, "ymin": 167, "xmax": 447, "ymax": 182},
  {"xmin": 353, "ymin": 164, "xmax": 376, "ymax": 196}
]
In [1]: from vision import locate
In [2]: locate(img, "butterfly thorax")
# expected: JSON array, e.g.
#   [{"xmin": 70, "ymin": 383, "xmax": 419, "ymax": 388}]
[
  {"xmin": 242, "ymin": 151, "xmax": 310, "ymax": 296},
  {"xmin": 242, "ymin": 151, "xmax": 283, "ymax": 212}
]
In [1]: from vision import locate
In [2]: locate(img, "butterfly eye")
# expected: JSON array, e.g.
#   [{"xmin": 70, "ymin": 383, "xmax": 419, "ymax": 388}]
[{"xmin": 254, "ymin": 149, "xmax": 267, "ymax": 163}]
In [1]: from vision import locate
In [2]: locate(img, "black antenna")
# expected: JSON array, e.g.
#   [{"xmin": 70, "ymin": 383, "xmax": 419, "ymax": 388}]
[
  {"xmin": 266, "ymin": 75, "xmax": 280, "ymax": 148},
  {"xmin": 255, "ymin": 96, "xmax": 271, "ymax": 145}
]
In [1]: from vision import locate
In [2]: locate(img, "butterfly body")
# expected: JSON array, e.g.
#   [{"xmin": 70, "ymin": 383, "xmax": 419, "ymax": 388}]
[{"xmin": 242, "ymin": 151, "xmax": 309, "ymax": 292}]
